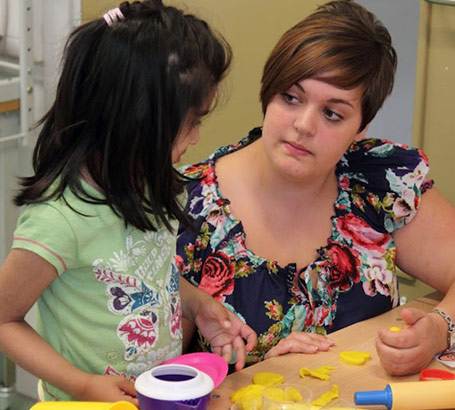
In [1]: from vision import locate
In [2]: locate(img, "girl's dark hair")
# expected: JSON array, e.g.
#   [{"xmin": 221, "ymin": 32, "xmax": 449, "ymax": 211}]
[
  {"xmin": 15, "ymin": 0, "xmax": 232, "ymax": 232},
  {"xmin": 260, "ymin": 0, "xmax": 397, "ymax": 132}
]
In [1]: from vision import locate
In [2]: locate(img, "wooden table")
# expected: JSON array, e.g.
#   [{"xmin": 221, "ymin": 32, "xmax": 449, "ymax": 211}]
[{"xmin": 208, "ymin": 295, "xmax": 451, "ymax": 409}]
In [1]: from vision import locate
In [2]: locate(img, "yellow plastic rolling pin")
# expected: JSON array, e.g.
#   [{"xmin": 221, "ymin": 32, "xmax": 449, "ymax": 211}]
[{"xmin": 354, "ymin": 380, "xmax": 455, "ymax": 410}]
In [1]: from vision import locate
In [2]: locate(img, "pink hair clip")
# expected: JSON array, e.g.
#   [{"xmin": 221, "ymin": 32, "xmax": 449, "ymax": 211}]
[{"xmin": 103, "ymin": 7, "xmax": 125, "ymax": 26}]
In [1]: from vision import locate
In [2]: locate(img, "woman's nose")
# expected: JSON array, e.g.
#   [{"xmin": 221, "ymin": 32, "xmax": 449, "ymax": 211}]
[{"xmin": 293, "ymin": 106, "xmax": 316, "ymax": 137}]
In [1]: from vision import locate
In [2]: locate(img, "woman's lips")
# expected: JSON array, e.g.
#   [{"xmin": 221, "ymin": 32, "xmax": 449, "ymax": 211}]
[{"xmin": 284, "ymin": 141, "xmax": 312, "ymax": 156}]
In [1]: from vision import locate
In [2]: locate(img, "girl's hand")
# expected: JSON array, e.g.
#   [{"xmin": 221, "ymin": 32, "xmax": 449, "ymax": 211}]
[
  {"xmin": 180, "ymin": 278, "xmax": 257, "ymax": 370},
  {"xmin": 375, "ymin": 307, "xmax": 447, "ymax": 376},
  {"xmin": 264, "ymin": 331, "xmax": 334, "ymax": 359},
  {"xmin": 193, "ymin": 295, "xmax": 257, "ymax": 371},
  {"xmin": 78, "ymin": 374, "xmax": 139, "ymax": 406}
]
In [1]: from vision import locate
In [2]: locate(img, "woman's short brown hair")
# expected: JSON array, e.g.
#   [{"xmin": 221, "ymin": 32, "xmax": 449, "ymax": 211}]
[{"xmin": 260, "ymin": 0, "xmax": 397, "ymax": 132}]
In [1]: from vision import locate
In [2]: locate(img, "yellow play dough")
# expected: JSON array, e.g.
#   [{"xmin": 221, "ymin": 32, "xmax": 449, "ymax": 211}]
[
  {"xmin": 232, "ymin": 398, "xmax": 261, "ymax": 410},
  {"xmin": 284, "ymin": 386, "xmax": 303, "ymax": 402},
  {"xmin": 312, "ymin": 385, "xmax": 339, "ymax": 407},
  {"xmin": 262, "ymin": 386, "xmax": 307, "ymax": 409},
  {"xmin": 231, "ymin": 372, "xmax": 308, "ymax": 409},
  {"xmin": 389, "ymin": 326, "xmax": 401, "ymax": 332},
  {"xmin": 253, "ymin": 371, "xmax": 285, "ymax": 386},
  {"xmin": 299, "ymin": 365, "xmax": 337, "ymax": 380},
  {"xmin": 230, "ymin": 384, "xmax": 265, "ymax": 403},
  {"xmin": 339, "ymin": 351, "xmax": 371, "ymax": 365},
  {"xmin": 263, "ymin": 387, "xmax": 285, "ymax": 402}
]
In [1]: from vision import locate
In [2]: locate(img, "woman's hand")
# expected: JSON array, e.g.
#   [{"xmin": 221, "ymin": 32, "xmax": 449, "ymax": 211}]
[
  {"xmin": 264, "ymin": 331, "xmax": 334, "ymax": 359},
  {"xmin": 78, "ymin": 374, "xmax": 139, "ymax": 406},
  {"xmin": 375, "ymin": 307, "xmax": 448, "ymax": 376}
]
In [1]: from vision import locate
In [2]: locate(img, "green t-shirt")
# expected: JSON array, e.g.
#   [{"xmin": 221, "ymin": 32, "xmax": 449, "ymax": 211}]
[{"xmin": 12, "ymin": 182, "xmax": 182, "ymax": 400}]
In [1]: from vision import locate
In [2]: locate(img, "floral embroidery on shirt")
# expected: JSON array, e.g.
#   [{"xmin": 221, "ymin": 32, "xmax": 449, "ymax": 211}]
[
  {"xmin": 177, "ymin": 127, "xmax": 432, "ymax": 366},
  {"xmin": 94, "ymin": 227, "xmax": 182, "ymax": 368}
]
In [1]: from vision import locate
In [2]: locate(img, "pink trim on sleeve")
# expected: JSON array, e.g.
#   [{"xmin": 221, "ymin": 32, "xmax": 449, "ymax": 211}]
[{"xmin": 14, "ymin": 237, "xmax": 68, "ymax": 271}]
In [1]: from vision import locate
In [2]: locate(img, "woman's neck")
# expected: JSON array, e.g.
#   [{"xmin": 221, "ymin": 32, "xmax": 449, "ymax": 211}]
[{"xmin": 246, "ymin": 140, "xmax": 338, "ymax": 210}]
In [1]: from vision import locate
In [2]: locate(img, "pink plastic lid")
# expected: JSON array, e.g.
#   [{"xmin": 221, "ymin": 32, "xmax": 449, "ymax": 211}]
[{"xmin": 163, "ymin": 352, "xmax": 228, "ymax": 388}]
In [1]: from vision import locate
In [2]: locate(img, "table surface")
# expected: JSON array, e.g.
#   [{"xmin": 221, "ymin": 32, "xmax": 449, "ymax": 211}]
[{"xmin": 208, "ymin": 295, "xmax": 451, "ymax": 409}]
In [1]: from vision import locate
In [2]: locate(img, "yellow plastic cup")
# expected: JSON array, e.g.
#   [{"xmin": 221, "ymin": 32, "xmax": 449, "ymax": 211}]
[
  {"xmin": 30, "ymin": 401, "xmax": 138, "ymax": 410},
  {"xmin": 318, "ymin": 398, "xmax": 365, "ymax": 409},
  {"xmin": 262, "ymin": 384, "xmax": 312, "ymax": 410}
]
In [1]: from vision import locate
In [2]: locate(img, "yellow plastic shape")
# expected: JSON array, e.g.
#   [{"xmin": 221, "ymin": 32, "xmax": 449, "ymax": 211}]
[
  {"xmin": 299, "ymin": 365, "xmax": 337, "ymax": 380},
  {"xmin": 230, "ymin": 384, "xmax": 265, "ymax": 403},
  {"xmin": 389, "ymin": 326, "xmax": 401, "ymax": 332},
  {"xmin": 311, "ymin": 384, "xmax": 339, "ymax": 407},
  {"xmin": 30, "ymin": 402, "xmax": 137, "ymax": 410},
  {"xmin": 253, "ymin": 371, "xmax": 285, "ymax": 386},
  {"xmin": 339, "ymin": 351, "xmax": 371, "ymax": 365}
]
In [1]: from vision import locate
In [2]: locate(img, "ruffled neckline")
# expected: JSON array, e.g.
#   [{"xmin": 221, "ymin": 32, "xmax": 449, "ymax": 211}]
[{"xmin": 187, "ymin": 127, "xmax": 345, "ymax": 275}]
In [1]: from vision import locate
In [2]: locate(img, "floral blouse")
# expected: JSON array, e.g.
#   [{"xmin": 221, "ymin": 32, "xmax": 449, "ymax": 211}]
[{"xmin": 176, "ymin": 127, "xmax": 432, "ymax": 367}]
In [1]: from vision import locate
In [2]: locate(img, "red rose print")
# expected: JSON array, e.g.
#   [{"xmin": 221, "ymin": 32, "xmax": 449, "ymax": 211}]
[
  {"xmin": 184, "ymin": 164, "xmax": 216, "ymax": 185},
  {"xmin": 339, "ymin": 176, "xmax": 350, "ymax": 190},
  {"xmin": 304, "ymin": 309, "xmax": 314, "ymax": 327},
  {"xmin": 325, "ymin": 242, "xmax": 360, "ymax": 291},
  {"xmin": 337, "ymin": 213, "xmax": 391, "ymax": 252},
  {"xmin": 199, "ymin": 251, "xmax": 234, "ymax": 301}
]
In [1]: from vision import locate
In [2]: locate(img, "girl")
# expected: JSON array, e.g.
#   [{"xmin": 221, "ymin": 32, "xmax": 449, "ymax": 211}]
[{"xmin": 0, "ymin": 0, "xmax": 256, "ymax": 404}]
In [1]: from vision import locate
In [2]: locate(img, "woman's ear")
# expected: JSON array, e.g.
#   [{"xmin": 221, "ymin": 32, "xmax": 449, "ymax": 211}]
[{"xmin": 354, "ymin": 123, "xmax": 370, "ymax": 142}]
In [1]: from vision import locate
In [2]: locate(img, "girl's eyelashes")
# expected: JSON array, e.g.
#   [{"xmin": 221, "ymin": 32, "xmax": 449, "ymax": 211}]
[{"xmin": 192, "ymin": 118, "xmax": 202, "ymax": 128}]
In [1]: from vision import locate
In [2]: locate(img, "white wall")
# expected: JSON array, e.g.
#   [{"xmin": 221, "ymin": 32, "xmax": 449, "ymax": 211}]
[
  {"xmin": 0, "ymin": 0, "xmax": 81, "ymax": 399},
  {"xmin": 356, "ymin": 0, "xmax": 420, "ymax": 146}
]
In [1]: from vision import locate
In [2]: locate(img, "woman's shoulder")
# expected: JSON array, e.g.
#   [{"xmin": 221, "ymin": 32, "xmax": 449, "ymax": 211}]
[
  {"xmin": 179, "ymin": 127, "xmax": 263, "ymax": 180},
  {"xmin": 344, "ymin": 137, "xmax": 428, "ymax": 163},
  {"xmin": 339, "ymin": 138, "xmax": 430, "ymax": 185},
  {"xmin": 177, "ymin": 128, "xmax": 262, "ymax": 221},
  {"xmin": 337, "ymin": 138, "xmax": 433, "ymax": 231}
]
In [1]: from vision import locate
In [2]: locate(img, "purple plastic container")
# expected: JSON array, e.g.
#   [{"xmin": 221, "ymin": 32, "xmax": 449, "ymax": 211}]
[{"xmin": 135, "ymin": 364, "xmax": 214, "ymax": 410}]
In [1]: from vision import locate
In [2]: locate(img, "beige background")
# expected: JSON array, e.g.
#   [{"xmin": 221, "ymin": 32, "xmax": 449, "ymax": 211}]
[
  {"xmin": 82, "ymin": 0, "xmax": 321, "ymax": 165},
  {"xmin": 83, "ymin": 1, "xmax": 455, "ymax": 300},
  {"xmin": 84, "ymin": 1, "xmax": 455, "ymax": 206},
  {"xmin": 413, "ymin": 1, "xmax": 455, "ymax": 206}
]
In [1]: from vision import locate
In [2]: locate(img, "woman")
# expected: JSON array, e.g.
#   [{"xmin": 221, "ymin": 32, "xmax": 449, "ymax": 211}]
[{"xmin": 177, "ymin": 0, "xmax": 455, "ymax": 376}]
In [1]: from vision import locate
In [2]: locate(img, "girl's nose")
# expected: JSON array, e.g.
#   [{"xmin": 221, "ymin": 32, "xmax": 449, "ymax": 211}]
[
  {"xmin": 190, "ymin": 129, "xmax": 200, "ymax": 145},
  {"xmin": 293, "ymin": 106, "xmax": 316, "ymax": 137}
]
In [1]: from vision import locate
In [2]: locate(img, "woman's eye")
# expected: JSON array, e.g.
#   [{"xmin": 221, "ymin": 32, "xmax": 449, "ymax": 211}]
[
  {"xmin": 324, "ymin": 109, "xmax": 343, "ymax": 122},
  {"xmin": 281, "ymin": 93, "xmax": 299, "ymax": 104}
]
